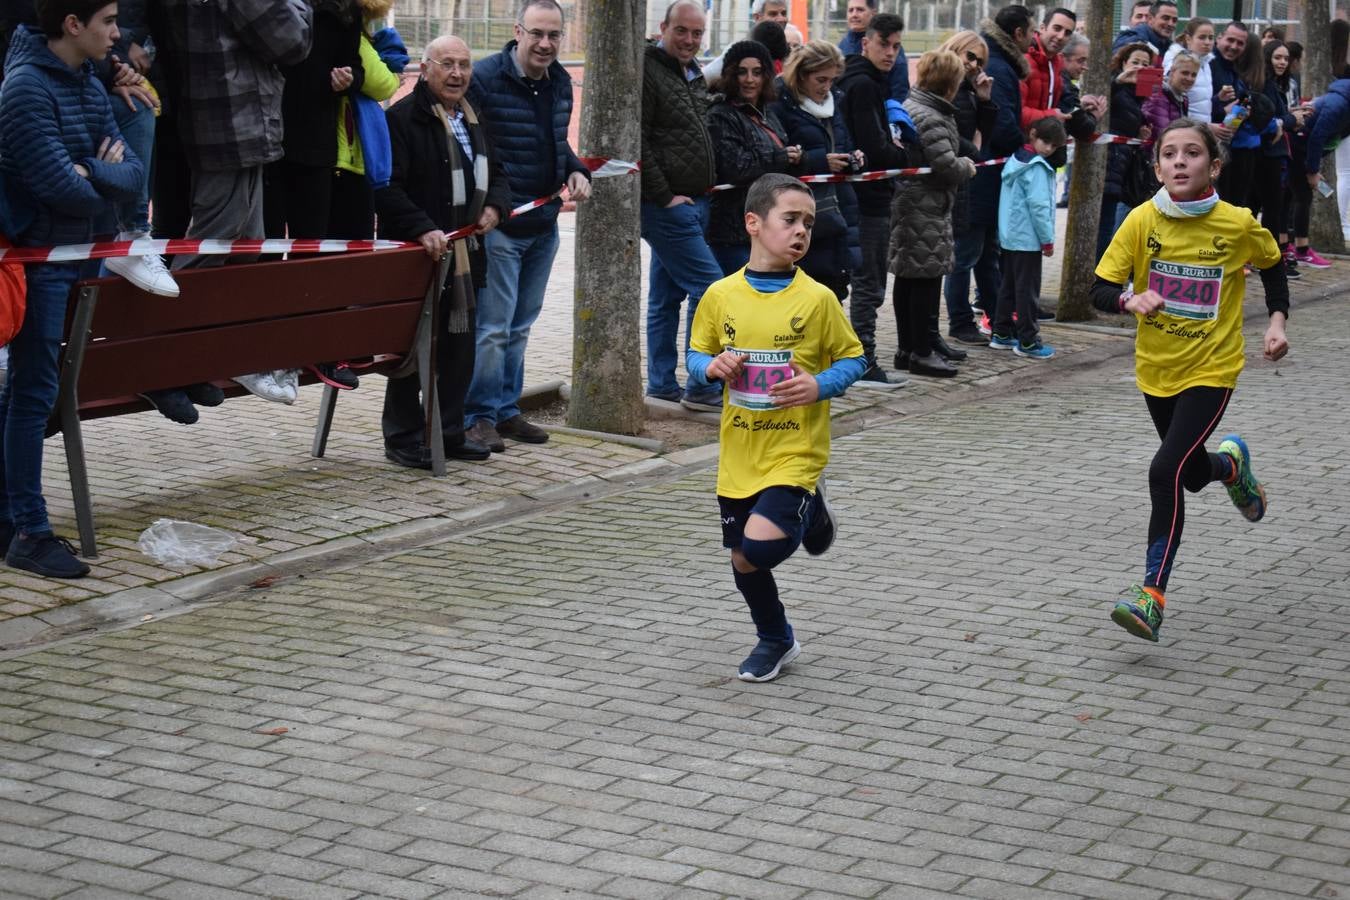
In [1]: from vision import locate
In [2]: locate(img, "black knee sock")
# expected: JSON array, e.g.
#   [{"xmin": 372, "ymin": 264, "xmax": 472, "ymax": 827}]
[{"xmin": 733, "ymin": 566, "xmax": 791, "ymax": 643}]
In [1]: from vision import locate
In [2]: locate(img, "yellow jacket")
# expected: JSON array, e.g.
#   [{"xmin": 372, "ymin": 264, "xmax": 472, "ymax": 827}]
[{"xmin": 335, "ymin": 33, "xmax": 400, "ymax": 175}]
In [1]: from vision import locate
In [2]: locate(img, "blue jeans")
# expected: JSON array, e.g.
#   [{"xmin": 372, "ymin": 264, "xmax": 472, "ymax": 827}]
[
  {"xmin": 640, "ymin": 197, "xmax": 723, "ymax": 400},
  {"xmin": 465, "ymin": 226, "xmax": 560, "ymax": 426},
  {"xmin": 112, "ymin": 96, "xmax": 155, "ymax": 235},
  {"xmin": 0, "ymin": 262, "xmax": 81, "ymax": 535},
  {"xmin": 710, "ymin": 242, "xmax": 750, "ymax": 277},
  {"xmin": 944, "ymin": 223, "xmax": 999, "ymax": 328}
]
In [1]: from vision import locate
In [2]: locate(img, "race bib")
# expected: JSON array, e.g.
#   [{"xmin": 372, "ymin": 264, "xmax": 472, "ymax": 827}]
[
  {"xmin": 727, "ymin": 347, "xmax": 794, "ymax": 411},
  {"xmin": 1148, "ymin": 258, "xmax": 1223, "ymax": 321}
]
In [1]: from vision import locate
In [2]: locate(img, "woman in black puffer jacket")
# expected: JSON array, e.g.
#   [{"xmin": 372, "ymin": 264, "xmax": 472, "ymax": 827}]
[
  {"xmin": 1098, "ymin": 42, "xmax": 1155, "ymax": 259},
  {"xmin": 706, "ymin": 40, "xmax": 804, "ymax": 274},
  {"xmin": 770, "ymin": 40, "xmax": 863, "ymax": 300}
]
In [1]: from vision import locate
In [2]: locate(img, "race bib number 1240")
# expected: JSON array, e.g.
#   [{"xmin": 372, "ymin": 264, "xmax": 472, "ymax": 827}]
[{"xmin": 1147, "ymin": 258, "xmax": 1223, "ymax": 321}]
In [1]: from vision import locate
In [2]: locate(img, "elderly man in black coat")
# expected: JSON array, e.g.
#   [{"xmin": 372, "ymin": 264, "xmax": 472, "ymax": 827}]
[{"xmin": 377, "ymin": 34, "xmax": 511, "ymax": 470}]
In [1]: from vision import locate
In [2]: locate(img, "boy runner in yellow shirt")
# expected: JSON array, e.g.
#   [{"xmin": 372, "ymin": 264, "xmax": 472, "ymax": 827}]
[{"xmin": 687, "ymin": 173, "xmax": 867, "ymax": 681}]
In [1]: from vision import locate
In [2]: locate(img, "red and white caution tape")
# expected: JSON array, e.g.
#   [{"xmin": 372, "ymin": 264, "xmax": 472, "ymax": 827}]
[
  {"xmin": 581, "ymin": 156, "xmax": 641, "ymax": 177},
  {"xmin": 0, "ymin": 238, "xmax": 410, "ymax": 265},
  {"xmin": 707, "ymin": 130, "xmax": 1151, "ymax": 192},
  {"xmin": 2, "ymin": 156, "xmax": 641, "ymax": 264}
]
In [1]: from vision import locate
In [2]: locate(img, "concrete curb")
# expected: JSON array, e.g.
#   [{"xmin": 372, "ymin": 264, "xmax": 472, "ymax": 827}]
[{"xmin": 3, "ymin": 276, "xmax": 1344, "ymax": 655}]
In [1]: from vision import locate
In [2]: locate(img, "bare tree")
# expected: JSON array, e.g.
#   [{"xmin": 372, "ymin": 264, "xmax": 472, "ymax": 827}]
[
  {"xmin": 1056, "ymin": 0, "xmax": 1113, "ymax": 321},
  {"xmin": 1302, "ymin": 0, "xmax": 1345, "ymax": 252},
  {"xmin": 568, "ymin": 0, "xmax": 645, "ymax": 434}
]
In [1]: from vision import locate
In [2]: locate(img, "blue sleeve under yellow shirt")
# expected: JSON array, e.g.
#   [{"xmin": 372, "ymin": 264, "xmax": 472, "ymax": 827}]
[
  {"xmin": 1095, "ymin": 199, "xmax": 1281, "ymax": 397},
  {"xmin": 688, "ymin": 268, "xmax": 865, "ymax": 499}
]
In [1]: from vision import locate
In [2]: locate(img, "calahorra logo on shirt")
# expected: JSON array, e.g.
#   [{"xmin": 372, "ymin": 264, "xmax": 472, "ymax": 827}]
[{"xmin": 775, "ymin": 315, "xmax": 806, "ymax": 346}]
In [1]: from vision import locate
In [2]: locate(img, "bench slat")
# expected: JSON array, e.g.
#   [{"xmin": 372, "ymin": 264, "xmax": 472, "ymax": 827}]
[
  {"xmin": 78, "ymin": 248, "xmax": 435, "ymax": 340},
  {"xmin": 76, "ymin": 303, "xmax": 426, "ymax": 400}
]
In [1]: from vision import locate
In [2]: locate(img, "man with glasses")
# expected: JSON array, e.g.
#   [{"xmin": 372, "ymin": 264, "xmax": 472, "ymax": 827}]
[
  {"xmin": 640, "ymin": 0, "xmax": 724, "ymax": 412},
  {"xmin": 465, "ymin": 0, "xmax": 591, "ymax": 453},
  {"xmin": 376, "ymin": 34, "xmax": 510, "ymax": 469}
]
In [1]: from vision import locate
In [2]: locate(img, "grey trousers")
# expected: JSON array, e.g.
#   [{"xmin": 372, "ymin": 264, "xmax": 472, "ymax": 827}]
[
  {"xmin": 848, "ymin": 213, "xmax": 890, "ymax": 360},
  {"xmin": 173, "ymin": 165, "xmax": 266, "ymax": 270}
]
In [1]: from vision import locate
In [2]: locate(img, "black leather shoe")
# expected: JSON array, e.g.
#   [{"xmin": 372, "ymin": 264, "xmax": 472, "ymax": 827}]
[
  {"xmin": 893, "ymin": 350, "xmax": 909, "ymax": 371},
  {"xmin": 445, "ymin": 437, "xmax": 492, "ymax": 461},
  {"xmin": 385, "ymin": 444, "xmax": 432, "ymax": 470},
  {"xmin": 908, "ymin": 352, "xmax": 958, "ymax": 378},
  {"xmin": 931, "ymin": 331, "xmax": 968, "ymax": 362}
]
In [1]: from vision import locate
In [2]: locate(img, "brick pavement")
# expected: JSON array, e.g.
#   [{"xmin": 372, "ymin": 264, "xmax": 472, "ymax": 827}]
[
  {"xmin": 0, "ymin": 209, "xmax": 1141, "ymax": 618},
  {"xmin": 0, "ymin": 296, "xmax": 1346, "ymax": 898}
]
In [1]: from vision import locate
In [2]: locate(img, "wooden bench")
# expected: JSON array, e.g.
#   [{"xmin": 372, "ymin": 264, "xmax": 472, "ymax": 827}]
[{"xmin": 53, "ymin": 247, "xmax": 452, "ymax": 557}]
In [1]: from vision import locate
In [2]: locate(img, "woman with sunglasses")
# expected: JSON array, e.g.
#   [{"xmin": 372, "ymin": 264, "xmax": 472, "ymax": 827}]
[{"xmin": 936, "ymin": 30, "xmax": 997, "ymax": 347}]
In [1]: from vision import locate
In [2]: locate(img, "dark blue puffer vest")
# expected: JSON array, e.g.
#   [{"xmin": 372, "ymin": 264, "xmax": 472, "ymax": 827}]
[{"xmin": 469, "ymin": 42, "xmax": 583, "ymax": 236}]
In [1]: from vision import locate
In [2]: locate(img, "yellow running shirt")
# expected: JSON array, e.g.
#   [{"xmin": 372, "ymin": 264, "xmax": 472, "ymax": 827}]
[
  {"xmin": 690, "ymin": 268, "xmax": 864, "ymax": 499},
  {"xmin": 1096, "ymin": 199, "xmax": 1280, "ymax": 397}
]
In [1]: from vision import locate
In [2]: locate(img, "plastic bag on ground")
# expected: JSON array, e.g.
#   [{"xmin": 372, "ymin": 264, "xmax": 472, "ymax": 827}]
[{"xmin": 138, "ymin": 518, "xmax": 237, "ymax": 567}]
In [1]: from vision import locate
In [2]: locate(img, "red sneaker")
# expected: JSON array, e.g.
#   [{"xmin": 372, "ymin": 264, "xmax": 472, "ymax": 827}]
[{"xmin": 977, "ymin": 312, "xmax": 992, "ymax": 336}]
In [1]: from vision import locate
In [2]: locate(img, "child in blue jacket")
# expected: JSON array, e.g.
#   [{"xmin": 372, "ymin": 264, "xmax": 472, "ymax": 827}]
[
  {"xmin": 0, "ymin": 3, "xmax": 143, "ymax": 579},
  {"xmin": 992, "ymin": 116, "xmax": 1066, "ymax": 360}
]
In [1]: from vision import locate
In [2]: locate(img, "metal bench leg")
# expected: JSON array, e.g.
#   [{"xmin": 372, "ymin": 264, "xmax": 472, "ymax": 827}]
[
  {"xmin": 59, "ymin": 286, "xmax": 99, "ymax": 558},
  {"xmin": 311, "ymin": 384, "xmax": 338, "ymax": 458},
  {"xmin": 62, "ymin": 407, "xmax": 96, "ymax": 558}
]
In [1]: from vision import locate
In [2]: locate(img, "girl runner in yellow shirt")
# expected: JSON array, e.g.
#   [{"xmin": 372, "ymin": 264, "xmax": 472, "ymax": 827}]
[{"xmin": 1091, "ymin": 117, "xmax": 1290, "ymax": 643}]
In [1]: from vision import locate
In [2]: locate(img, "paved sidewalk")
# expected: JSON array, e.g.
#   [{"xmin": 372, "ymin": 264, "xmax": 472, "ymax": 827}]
[{"xmin": 0, "ymin": 299, "xmax": 1345, "ymax": 898}]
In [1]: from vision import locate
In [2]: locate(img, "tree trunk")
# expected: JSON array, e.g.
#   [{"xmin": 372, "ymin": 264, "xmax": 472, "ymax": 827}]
[
  {"xmin": 1056, "ymin": 0, "xmax": 1114, "ymax": 321},
  {"xmin": 1302, "ymin": 0, "xmax": 1345, "ymax": 252},
  {"xmin": 568, "ymin": 0, "xmax": 645, "ymax": 434}
]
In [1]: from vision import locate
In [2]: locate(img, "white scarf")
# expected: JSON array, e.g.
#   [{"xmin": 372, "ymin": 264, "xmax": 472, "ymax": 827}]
[
  {"xmin": 800, "ymin": 93, "xmax": 834, "ymax": 119},
  {"xmin": 1152, "ymin": 186, "xmax": 1220, "ymax": 218}
]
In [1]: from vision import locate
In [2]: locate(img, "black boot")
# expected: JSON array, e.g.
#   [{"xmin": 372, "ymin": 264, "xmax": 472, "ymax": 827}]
[
  {"xmin": 930, "ymin": 318, "xmax": 968, "ymax": 362},
  {"xmin": 908, "ymin": 352, "xmax": 958, "ymax": 378}
]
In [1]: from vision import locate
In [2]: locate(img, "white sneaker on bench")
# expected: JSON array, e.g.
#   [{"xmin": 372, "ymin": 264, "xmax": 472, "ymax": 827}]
[
  {"xmin": 233, "ymin": 371, "xmax": 295, "ymax": 405},
  {"xmin": 105, "ymin": 232, "xmax": 180, "ymax": 298}
]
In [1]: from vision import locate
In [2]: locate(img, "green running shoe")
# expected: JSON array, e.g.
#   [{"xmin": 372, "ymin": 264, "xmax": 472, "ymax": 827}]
[
  {"xmin": 1217, "ymin": 434, "xmax": 1266, "ymax": 522},
  {"xmin": 1110, "ymin": 584, "xmax": 1164, "ymax": 642}
]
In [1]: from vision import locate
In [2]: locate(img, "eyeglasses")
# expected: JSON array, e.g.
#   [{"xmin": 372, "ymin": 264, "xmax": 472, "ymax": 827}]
[
  {"xmin": 426, "ymin": 58, "xmax": 471, "ymax": 73},
  {"xmin": 965, "ymin": 50, "xmax": 984, "ymax": 66},
  {"xmin": 522, "ymin": 27, "xmax": 563, "ymax": 42}
]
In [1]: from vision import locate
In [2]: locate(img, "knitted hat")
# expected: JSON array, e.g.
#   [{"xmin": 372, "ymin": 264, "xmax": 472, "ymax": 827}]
[
  {"xmin": 749, "ymin": 21, "xmax": 790, "ymax": 61},
  {"xmin": 723, "ymin": 40, "xmax": 776, "ymax": 79}
]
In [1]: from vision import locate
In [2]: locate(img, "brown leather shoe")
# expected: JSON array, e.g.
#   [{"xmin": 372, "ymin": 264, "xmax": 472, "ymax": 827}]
[
  {"xmin": 497, "ymin": 414, "xmax": 549, "ymax": 444},
  {"xmin": 466, "ymin": 420, "xmax": 506, "ymax": 453}
]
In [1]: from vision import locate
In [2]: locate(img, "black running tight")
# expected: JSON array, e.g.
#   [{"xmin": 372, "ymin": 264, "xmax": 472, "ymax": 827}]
[{"xmin": 1142, "ymin": 386, "xmax": 1235, "ymax": 592}]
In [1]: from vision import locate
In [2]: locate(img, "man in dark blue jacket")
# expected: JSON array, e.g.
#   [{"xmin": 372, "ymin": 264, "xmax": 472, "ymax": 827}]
[
  {"xmin": 1110, "ymin": 0, "xmax": 1177, "ymax": 57},
  {"xmin": 838, "ymin": 0, "xmax": 907, "ymax": 103},
  {"xmin": 966, "ymin": 6, "xmax": 1031, "ymax": 330},
  {"xmin": 467, "ymin": 0, "xmax": 590, "ymax": 453},
  {"xmin": 0, "ymin": 4, "xmax": 143, "ymax": 579}
]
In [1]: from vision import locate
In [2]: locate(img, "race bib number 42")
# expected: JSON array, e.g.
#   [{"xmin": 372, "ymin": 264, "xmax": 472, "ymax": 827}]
[
  {"xmin": 1148, "ymin": 259, "xmax": 1223, "ymax": 321},
  {"xmin": 727, "ymin": 347, "xmax": 794, "ymax": 411}
]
